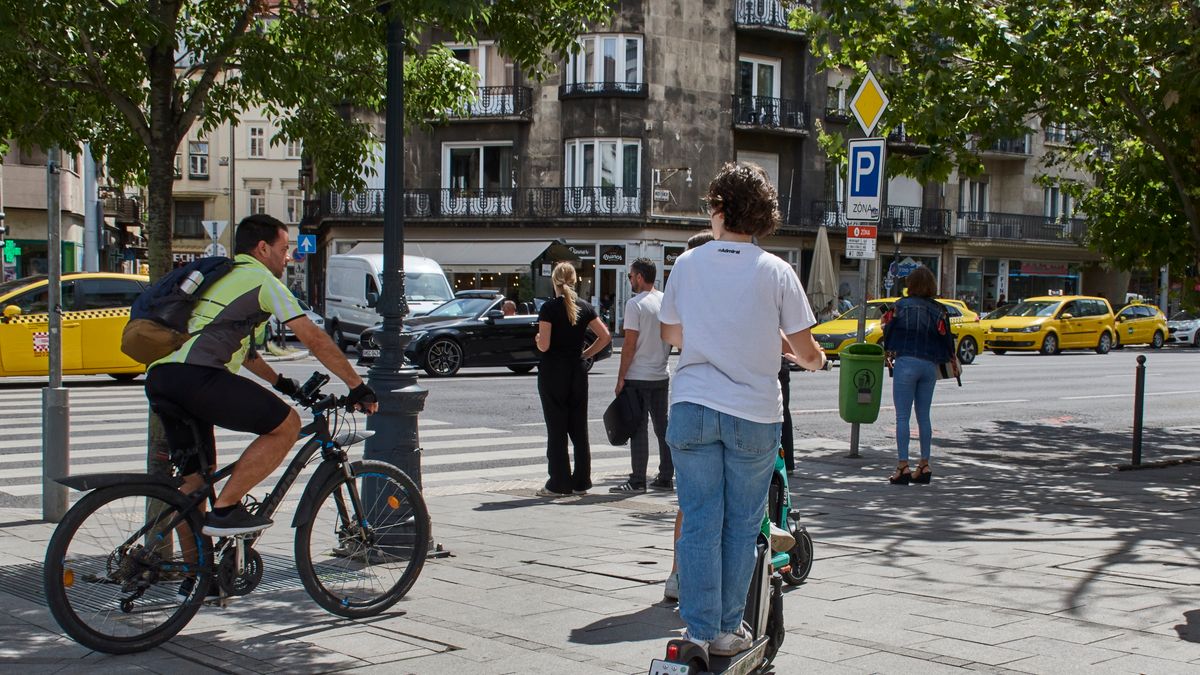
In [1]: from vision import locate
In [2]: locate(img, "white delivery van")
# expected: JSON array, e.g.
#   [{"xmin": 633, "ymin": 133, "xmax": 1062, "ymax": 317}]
[{"xmin": 324, "ymin": 244, "xmax": 453, "ymax": 349}]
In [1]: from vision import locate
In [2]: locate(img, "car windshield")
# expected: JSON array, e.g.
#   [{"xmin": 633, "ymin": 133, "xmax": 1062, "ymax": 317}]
[
  {"xmin": 426, "ymin": 297, "xmax": 494, "ymax": 318},
  {"xmin": 836, "ymin": 303, "xmax": 890, "ymax": 320},
  {"xmin": 378, "ymin": 272, "xmax": 453, "ymax": 303},
  {"xmin": 984, "ymin": 304, "xmax": 1015, "ymax": 320},
  {"xmin": 1170, "ymin": 311, "xmax": 1199, "ymax": 322},
  {"xmin": 0, "ymin": 275, "xmax": 47, "ymax": 297},
  {"xmin": 1008, "ymin": 300, "xmax": 1060, "ymax": 317}
]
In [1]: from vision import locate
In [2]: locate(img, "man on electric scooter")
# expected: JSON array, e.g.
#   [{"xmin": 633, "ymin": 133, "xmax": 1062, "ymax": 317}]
[{"xmin": 659, "ymin": 163, "xmax": 827, "ymax": 659}]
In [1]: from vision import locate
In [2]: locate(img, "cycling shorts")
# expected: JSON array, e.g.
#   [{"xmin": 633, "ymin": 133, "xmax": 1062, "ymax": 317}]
[{"xmin": 145, "ymin": 363, "xmax": 292, "ymax": 475}]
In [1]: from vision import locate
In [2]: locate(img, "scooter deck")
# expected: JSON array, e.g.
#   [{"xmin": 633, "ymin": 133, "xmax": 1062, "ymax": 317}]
[{"xmin": 649, "ymin": 637, "xmax": 770, "ymax": 675}]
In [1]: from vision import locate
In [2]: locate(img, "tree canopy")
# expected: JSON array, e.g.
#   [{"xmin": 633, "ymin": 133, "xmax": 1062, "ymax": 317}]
[
  {"xmin": 0, "ymin": 0, "xmax": 615, "ymax": 278},
  {"xmin": 799, "ymin": 0, "xmax": 1200, "ymax": 274}
]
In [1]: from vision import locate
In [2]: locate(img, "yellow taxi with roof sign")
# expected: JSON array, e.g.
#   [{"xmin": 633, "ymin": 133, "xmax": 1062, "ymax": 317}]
[
  {"xmin": 810, "ymin": 296, "xmax": 986, "ymax": 364},
  {"xmin": 1113, "ymin": 302, "xmax": 1168, "ymax": 349},
  {"xmin": 0, "ymin": 273, "xmax": 149, "ymax": 379}
]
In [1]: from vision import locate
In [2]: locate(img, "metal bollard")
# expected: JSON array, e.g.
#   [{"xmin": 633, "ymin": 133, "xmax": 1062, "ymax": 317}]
[{"xmin": 1132, "ymin": 355, "xmax": 1146, "ymax": 466}]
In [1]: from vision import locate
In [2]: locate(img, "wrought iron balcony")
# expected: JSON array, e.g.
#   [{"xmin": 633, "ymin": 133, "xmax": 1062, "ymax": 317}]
[
  {"xmin": 447, "ymin": 86, "xmax": 533, "ymax": 120},
  {"xmin": 977, "ymin": 136, "xmax": 1032, "ymax": 156},
  {"xmin": 102, "ymin": 196, "xmax": 141, "ymax": 225},
  {"xmin": 824, "ymin": 106, "xmax": 852, "ymax": 123},
  {"xmin": 313, "ymin": 187, "xmax": 645, "ymax": 222},
  {"xmin": 956, "ymin": 211, "xmax": 1086, "ymax": 242},
  {"xmin": 732, "ymin": 95, "xmax": 808, "ymax": 133},
  {"xmin": 735, "ymin": 0, "xmax": 807, "ymax": 33},
  {"xmin": 809, "ymin": 201, "xmax": 952, "ymax": 237},
  {"xmin": 558, "ymin": 81, "xmax": 648, "ymax": 98}
]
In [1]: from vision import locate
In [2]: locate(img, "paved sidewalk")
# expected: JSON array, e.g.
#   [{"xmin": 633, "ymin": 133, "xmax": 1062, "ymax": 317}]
[{"xmin": 2, "ymin": 431, "xmax": 1199, "ymax": 674}]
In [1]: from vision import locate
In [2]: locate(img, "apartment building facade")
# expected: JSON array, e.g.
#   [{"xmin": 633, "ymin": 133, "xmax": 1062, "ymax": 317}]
[{"xmin": 303, "ymin": 0, "xmax": 1122, "ymax": 331}]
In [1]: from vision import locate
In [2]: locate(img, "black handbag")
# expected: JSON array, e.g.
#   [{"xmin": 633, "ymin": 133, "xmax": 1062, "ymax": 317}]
[{"xmin": 603, "ymin": 388, "xmax": 640, "ymax": 446}]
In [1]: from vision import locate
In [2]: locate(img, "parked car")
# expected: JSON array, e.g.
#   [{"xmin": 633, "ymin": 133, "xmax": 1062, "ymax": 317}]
[
  {"xmin": 1167, "ymin": 310, "xmax": 1200, "ymax": 347},
  {"xmin": 357, "ymin": 291, "xmax": 611, "ymax": 376},
  {"xmin": 809, "ymin": 297, "xmax": 985, "ymax": 365},
  {"xmin": 324, "ymin": 246, "xmax": 453, "ymax": 350},
  {"xmin": 1113, "ymin": 302, "xmax": 1168, "ymax": 349},
  {"xmin": 985, "ymin": 295, "xmax": 1115, "ymax": 355},
  {"xmin": 268, "ymin": 298, "xmax": 325, "ymax": 340},
  {"xmin": 0, "ymin": 273, "xmax": 149, "ymax": 380}
]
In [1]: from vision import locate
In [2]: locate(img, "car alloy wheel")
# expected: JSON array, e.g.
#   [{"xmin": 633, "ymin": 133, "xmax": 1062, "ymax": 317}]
[
  {"xmin": 1040, "ymin": 333, "xmax": 1058, "ymax": 355},
  {"xmin": 957, "ymin": 336, "xmax": 977, "ymax": 365},
  {"xmin": 1151, "ymin": 331, "xmax": 1164, "ymax": 349},
  {"xmin": 423, "ymin": 338, "xmax": 462, "ymax": 377},
  {"xmin": 1095, "ymin": 332, "xmax": 1112, "ymax": 354},
  {"xmin": 332, "ymin": 324, "xmax": 348, "ymax": 351}
]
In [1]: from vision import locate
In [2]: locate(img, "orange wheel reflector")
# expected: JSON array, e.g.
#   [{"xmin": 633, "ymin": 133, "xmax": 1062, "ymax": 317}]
[
  {"xmin": 63, "ymin": 569, "xmax": 75, "ymax": 587},
  {"xmin": 387, "ymin": 495, "xmax": 401, "ymax": 510}
]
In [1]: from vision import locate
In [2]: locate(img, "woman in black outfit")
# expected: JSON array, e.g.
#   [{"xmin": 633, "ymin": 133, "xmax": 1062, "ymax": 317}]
[{"xmin": 535, "ymin": 262, "xmax": 612, "ymax": 497}]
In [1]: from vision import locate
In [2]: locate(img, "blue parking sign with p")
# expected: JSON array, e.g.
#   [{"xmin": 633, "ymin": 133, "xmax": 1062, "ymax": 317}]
[{"xmin": 846, "ymin": 138, "xmax": 885, "ymax": 222}]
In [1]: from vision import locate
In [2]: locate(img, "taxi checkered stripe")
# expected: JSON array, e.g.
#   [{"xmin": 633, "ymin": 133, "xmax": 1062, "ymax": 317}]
[{"xmin": 5, "ymin": 308, "xmax": 130, "ymax": 324}]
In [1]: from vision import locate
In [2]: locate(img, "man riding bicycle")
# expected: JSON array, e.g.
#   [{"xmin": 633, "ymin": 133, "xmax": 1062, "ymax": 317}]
[{"xmin": 145, "ymin": 214, "xmax": 378, "ymax": 537}]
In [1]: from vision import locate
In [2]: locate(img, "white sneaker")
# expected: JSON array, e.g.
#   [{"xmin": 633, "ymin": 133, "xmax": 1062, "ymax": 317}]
[
  {"xmin": 680, "ymin": 628, "xmax": 709, "ymax": 653},
  {"xmin": 768, "ymin": 523, "xmax": 796, "ymax": 553},
  {"xmin": 663, "ymin": 571, "xmax": 679, "ymax": 601},
  {"xmin": 710, "ymin": 622, "xmax": 754, "ymax": 656}
]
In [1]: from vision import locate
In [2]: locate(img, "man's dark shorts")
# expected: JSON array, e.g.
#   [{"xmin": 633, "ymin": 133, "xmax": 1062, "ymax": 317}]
[{"xmin": 145, "ymin": 363, "xmax": 292, "ymax": 475}]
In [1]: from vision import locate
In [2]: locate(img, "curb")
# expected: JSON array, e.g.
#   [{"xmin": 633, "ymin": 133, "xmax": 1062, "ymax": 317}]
[{"xmin": 263, "ymin": 349, "xmax": 310, "ymax": 363}]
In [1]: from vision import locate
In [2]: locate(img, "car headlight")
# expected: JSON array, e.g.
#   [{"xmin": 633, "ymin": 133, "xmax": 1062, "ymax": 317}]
[
  {"xmin": 407, "ymin": 330, "xmax": 427, "ymax": 342},
  {"xmin": 1019, "ymin": 324, "xmax": 1043, "ymax": 333}
]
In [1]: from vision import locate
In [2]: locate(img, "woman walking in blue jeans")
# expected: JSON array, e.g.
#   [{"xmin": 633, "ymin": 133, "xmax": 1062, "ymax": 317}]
[
  {"xmin": 659, "ymin": 162, "xmax": 826, "ymax": 657},
  {"xmin": 882, "ymin": 266, "xmax": 959, "ymax": 485}
]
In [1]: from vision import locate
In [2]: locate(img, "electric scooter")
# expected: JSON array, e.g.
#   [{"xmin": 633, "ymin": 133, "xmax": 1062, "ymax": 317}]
[{"xmin": 649, "ymin": 449, "xmax": 814, "ymax": 675}]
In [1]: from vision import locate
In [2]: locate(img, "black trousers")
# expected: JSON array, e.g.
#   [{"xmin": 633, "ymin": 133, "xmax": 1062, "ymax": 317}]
[
  {"xmin": 538, "ymin": 357, "xmax": 591, "ymax": 493},
  {"xmin": 779, "ymin": 365, "xmax": 795, "ymax": 472},
  {"xmin": 624, "ymin": 379, "xmax": 672, "ymax": 484}
]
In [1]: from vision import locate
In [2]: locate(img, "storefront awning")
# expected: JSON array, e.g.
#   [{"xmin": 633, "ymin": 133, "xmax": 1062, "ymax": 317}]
[{"xmin": 407, "ymin": 240, "xmax": 576, "ymax": 274}]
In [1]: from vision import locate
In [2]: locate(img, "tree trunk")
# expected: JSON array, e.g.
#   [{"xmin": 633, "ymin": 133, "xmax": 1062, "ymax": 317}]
[{"xmin": 144, "ymin": 150, "xmax": 175, "ymax": 282}]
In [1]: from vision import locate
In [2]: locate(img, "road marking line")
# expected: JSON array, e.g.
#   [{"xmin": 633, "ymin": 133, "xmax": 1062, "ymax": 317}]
[{"xmin": 1060, "ymin": 390, "xmax": 1200, "ymax": 401}]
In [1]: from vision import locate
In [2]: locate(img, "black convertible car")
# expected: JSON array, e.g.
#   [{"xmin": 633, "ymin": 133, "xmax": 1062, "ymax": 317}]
[{"xmin": 357, "ymin": 291, "xmax": 612, "ymax": 377}]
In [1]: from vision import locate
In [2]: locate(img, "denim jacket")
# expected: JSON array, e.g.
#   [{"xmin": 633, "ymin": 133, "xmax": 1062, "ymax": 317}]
[{"xmin": 882, "ymin": 296, "xmax": 956, "ymax": 363}]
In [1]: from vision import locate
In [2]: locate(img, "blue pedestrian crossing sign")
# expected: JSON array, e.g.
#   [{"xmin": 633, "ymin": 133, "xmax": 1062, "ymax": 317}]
[{"xmin": 297, "ymin": 234, "xmax": 317, "ymax": 255}]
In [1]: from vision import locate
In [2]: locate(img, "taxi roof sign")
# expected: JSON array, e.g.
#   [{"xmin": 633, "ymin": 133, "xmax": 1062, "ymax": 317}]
[{"xmin": 850, "ymin": 70, "xmax": 889, "ymax": 136}]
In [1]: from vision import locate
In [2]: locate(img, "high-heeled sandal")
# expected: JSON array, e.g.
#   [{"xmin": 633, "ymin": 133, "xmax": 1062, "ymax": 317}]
[
  {"xmin": 913, "ymin": 465, "xmax": 933, "ymax": 484},
  {"xmin": 888, "ymin": 467, "xmax": 912, "ymax": 485}
]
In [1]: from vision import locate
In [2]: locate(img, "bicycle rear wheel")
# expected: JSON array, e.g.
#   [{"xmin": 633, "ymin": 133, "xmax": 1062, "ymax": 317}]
[
  {"xmin": 44, "ymin": 483, "xmax": 213, "ymax": 654},
  {"xmin": 295, "ymin": 460, "xmax": 429, "ymax": 618}
]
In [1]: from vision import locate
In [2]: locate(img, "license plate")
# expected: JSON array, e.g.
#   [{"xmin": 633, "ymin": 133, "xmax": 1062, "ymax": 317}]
[
  {"xmin": 821, "ymin": 342, "xmax": 836, "ymax": 349},
  {"xmin": 991, "ymin": 339, "xmax": 1012, "ymax": 345},
  {"xmin": 360, "ymin": 349, "xmax": 380, "ymax": 359},
  {"xmin": 648, "ymin": 660, "xmax": 691, "ymax": 675}
]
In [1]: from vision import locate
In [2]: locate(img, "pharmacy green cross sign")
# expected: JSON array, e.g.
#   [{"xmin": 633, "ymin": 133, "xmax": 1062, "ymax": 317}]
[{"xmin": 3, "ymin": 240, "xmax": 21, "ymax": 263}]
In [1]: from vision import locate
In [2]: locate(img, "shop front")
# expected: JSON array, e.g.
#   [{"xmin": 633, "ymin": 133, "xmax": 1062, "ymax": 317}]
[
  {"xmin": 407, "ymin": 240, "xmax": 578, "ymax": 304},
  {"xmin": 955, "ymin": 256, "xmax": 1082, "ymax": 313}
]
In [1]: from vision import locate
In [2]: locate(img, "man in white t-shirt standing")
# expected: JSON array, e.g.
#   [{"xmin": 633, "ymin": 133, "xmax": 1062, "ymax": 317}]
[{"xmin": 610, "ymin": 258, "xmax": 673, "ymax": 493}]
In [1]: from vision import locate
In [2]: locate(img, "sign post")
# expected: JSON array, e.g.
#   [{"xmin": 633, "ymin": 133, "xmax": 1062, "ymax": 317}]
[{"xmin": 845, "ymin": 71, "xmax": 889, "ymax": 459}]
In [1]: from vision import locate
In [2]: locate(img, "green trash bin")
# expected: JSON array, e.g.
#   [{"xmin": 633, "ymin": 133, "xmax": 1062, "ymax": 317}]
[{"xmin": 838, "ymin": 342, "xmax": 885, "ymax": 424}]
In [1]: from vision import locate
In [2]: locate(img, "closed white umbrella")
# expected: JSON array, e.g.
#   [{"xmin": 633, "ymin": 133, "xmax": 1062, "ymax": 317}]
[{"xmin": 807, "ymin": 225, "xmax": 839, "ymax": 319}]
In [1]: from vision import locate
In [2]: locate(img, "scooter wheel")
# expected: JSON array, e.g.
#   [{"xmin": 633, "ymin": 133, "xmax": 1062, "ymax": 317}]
[{"xmin": 781, "ymin": 527, "xmax": 814, "ymax": 585}]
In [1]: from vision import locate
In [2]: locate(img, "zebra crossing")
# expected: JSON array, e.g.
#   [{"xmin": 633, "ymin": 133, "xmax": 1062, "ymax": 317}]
[{"xmin": 0, "ymin": 385, "xmax": 642, "ymax": 504}]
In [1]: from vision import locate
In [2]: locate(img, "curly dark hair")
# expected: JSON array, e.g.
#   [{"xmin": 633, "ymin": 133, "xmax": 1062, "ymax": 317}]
[{"xmin": 704, "ymin": 162, "xmax": 781, "ymax": 238}]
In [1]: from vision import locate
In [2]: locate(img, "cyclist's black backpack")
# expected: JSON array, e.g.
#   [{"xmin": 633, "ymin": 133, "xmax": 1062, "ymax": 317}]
[{"xmin": 121, "ymin": 256, "xmax": 235, "ymax": 364}]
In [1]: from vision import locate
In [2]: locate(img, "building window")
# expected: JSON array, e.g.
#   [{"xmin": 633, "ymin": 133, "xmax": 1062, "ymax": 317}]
[
  {"xmin": 249, "ymin": 126, "xmax": 265, "ymax": 158},
  {"xmin": 441, "ymin": 143, "xmax": 514, "ymax": 215},
  {"xmin": 1043, "ymin": 185, "xmax": 1073, "ymax": 220},
  {"xmin": 1045, "ymin": 122, "xmax": 1073, "ymax": 144},
  {"xmin": 286, "ymin": 189, "xmax": 303, "ymax": 223},
  {"xmin": 959, "ymin": 178, "xmax": 990, "ymax": 216},
  {"xmin": 249, "ymin": 187, "xmax": 267, "ymax": 215},
  {"xmin": 173, "ymin": 153, "xmax": 183, "ymax": 179},
  {"xmin": 173, "ymin": 200, "xmax": 205, "ymax": 238},
  {"xmin": 737, "ymin": 55, "xmax": 780, "ymax": 100},
  {"xmin": 286, "ymin": 139, "xmax": 302, "ymax": 159},
  {"xmin": 826, "ymin": 86, "xmax": 848, "ymax": 115},
  {"xmin": 564, "ymin": 34, "xmax": 644, "ymax": 94},
  {"xmin": 449, "ymin": 42, "xmax": 514, "ymax": 87},
  {"xmin": 563, "ymin": 138, "xmax": 641, "ymax": 214},
  {"xmin": 188, "ymin": 141, "xmax": 209, "ymax": 178}
]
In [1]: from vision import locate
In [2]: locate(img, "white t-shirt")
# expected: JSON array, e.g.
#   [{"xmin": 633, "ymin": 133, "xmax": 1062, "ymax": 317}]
[
  {"xmin": 659, "ymin": 240, "xmax": 816, "ymax": 423},
  {"xmin": 623, "ymin": 289, "xmax": 670, "ymax": 381}
]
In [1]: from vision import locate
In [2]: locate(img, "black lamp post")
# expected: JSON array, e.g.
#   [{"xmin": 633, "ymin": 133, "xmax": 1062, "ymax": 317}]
[
  {"xmin": 891, "ymin": 229, "xmax": 903, "ymax": 294},
  {"xmin": 364, "ymin": 7, "xmax": 429, "ymax": 486}
]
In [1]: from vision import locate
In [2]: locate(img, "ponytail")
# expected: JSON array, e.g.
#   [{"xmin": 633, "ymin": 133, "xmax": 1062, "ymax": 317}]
[{"xmin": 551, "ymin": 262, "xmax": 580, "ymax": 326}]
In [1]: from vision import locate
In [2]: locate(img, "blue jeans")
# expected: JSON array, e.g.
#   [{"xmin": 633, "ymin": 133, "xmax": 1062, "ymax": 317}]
[
  {"xmin": 892, "ymin": 356, "xmax": 937, "ymax": 462},
  {"xmin": 667, "ymin": 402, "xmax": 781, "ymax": 641}
]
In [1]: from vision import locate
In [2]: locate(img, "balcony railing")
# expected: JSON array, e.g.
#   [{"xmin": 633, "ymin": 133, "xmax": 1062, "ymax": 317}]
[
  {"xmin": 317, "ymin": 187, "xmax": 645, "ymax": 221},
  {"xmin": 103, "ymin": 196, "xmax": 141, "ymax": 225},
  {"xmin": 956, "ymin": 211, "xmax": 1086, "ymax": 242},
  {"xmin": 732, "ymin": 95, "xmax": 808, "ymax": 132},
  {"xmin": 824, "ymin": 106, "xmax": 851, "ymax": 122},
  {"xmin": 559, "ymin": 81, "xmax": 648, "ymax": 98},
  {"xmin": 809, "ymin": 201, "xmax": 952, "ymax": 237},
  {"xmin": 448, "ymin": 86, "xmax": 533, "ymax": 120},
  {"xmin": 735, "ymin": 0, "xmax": 806, "ymax": 32},
  {"xmin": 981, "ymin": 136, "xmax": 1031, "ymax": 155}
]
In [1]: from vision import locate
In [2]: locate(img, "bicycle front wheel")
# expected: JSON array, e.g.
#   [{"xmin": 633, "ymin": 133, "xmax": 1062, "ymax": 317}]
[
  {"xmin": 44, "ymin": 483, "xmax": 213, "ymax": 654},
  {"xmin": 295, "ymin": 460, "xmax": 429, "ymax": 618}
]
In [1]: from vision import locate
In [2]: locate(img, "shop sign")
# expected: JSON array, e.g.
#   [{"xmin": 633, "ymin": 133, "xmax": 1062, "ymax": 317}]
[
  {"xmin": 541, "ymin": 263, "xmax": 553, "ymax": 277},
  {"xmin": 172, "ymin": 252, "xmax": 199, "ymax": 263},
  {"xmin": 599, "ymin": 245, "xmax": 626, "ymax": 265},
  {"xmin": 567, "ymin": 244, "xmax": 594, "ymax": 259},
  {"xmin": 664, "ymin": 246, "xmax": 685, "ymax": 266},
  {"xmin": 1014, "ymin": 261, "xmax": 1068, "ymax": 276}
]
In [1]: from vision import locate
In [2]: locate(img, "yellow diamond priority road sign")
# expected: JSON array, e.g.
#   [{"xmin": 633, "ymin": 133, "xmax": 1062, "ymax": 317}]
[{"xmin": 850, "ymin": 70, "xmax": 889, "ymax": 136}]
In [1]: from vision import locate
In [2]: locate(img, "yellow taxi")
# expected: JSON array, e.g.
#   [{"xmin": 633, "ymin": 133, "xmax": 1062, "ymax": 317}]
[
  {"xmin": 811, "ymin": 297, "xmax": 987, "ymax": 364},
  {"xmin": 1113, "ymin": 302, "xmax": 1169, "ymax": 349},
  {"xmin": 0, "ymin": 273, "xmax": 149, "ymax": 379},
  {"xmin": 984, "ymin": 295, "xmax": 1116, "ymax": 355}
]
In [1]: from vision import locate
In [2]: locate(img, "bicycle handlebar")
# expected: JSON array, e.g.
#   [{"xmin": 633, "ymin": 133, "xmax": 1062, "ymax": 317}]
[{"xmin": 291, "ymin": 372, "xmax": 354, "ymax": 414}]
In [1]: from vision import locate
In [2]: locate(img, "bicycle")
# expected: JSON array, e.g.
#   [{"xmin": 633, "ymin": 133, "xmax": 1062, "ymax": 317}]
[{"xmin": 43, "ymin": 372, "xmax": 430, "ymax": 654}]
